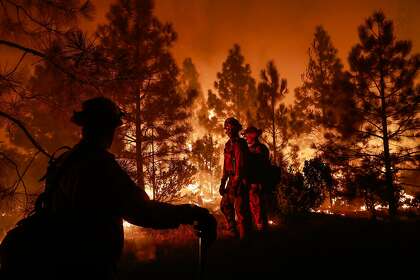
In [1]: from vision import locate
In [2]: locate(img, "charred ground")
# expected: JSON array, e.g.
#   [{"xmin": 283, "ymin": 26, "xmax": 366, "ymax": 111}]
[{"xmin": 118, "ymin": 213, "xmax": 420, "ymax": 279}]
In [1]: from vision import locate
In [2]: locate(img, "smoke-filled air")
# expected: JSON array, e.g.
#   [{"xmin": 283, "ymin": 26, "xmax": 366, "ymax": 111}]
[{"xmin": 0, "ymin": 0, "xmax": 419, "ymax": 278}]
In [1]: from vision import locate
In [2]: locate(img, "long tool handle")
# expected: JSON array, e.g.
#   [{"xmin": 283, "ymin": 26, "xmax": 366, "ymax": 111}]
[{"xmin": 198, "ymin": 235, "xmax": 202, "ymax": 279}]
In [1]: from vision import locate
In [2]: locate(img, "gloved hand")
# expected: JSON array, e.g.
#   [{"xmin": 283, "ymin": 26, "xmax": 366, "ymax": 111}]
[{"xmin": 181, "ymin": 204, "xmax": 217, "ymax": 246}]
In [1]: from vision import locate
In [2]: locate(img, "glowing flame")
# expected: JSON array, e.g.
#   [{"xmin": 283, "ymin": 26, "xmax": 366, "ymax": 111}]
[
  {"xmin": 401, "ymin": 191, "xmax": 415, "ymax": 201},
  {"xmin": 187, "ymin": 142, "xmax": 193, "ymax": 152},
  {"xmin": 374, "ymin": 205, "xmax": 388, "ymax": 210},
  {"xmin": 202, "ymin": 197, "xmax": 214, "ymax": 203},
  {"xmin": 399, "ymin": 191, "xmax": 416, "ymax": 210},
  {"xmin": 123, "ymin": 220, "xmax": 137, "ymax": 239},
  {"xmin": 123, "ymin": 220, "xmax": 134, "ymax": 230},
  {"xmin": 186, "ymin": 183, "xmax": 199, "ymax": 193},
  {"xmin": 208, "ymin": 109, "xmax": 216, "ymax": 119},
  {"xmin": 356, "ymin": 190, "xmax": 417, "ymax": 212},
  {"xmin": 179, "ymin": 180, "xmax": 221, "ymax": 211},
  {"xmin": 310, "ymin": 209, "xmax": 334, "ymax": 215}
]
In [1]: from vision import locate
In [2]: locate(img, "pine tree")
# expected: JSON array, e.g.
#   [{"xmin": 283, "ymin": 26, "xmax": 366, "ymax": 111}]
[
  {"xmin": 0, "ymin": 1, "xmax": 96, "ymax": 88},
  {"xmin": 179, "ymin": 58, "xmax": 206, "ymax": 134},
  {"xmin": 0, "ymin": 1, "xmax": 96, "ymax": 206},
  {"xmin": 207, "ymin": 44, "xmax": 257, "ymax": 132},
  {"xmin": 345, "ymin": 158, "xmax": 387, "ymax": 218},
  {"xmin": 97, "ymin": 0, "xmax": 194, "ymax": 194},
  {"xmin": 179, "ymin": 58, "xmax": 202, "ymax": 98},
  {"xmin": 294, "ymin": 26, "xmax": 357, "ymax": 137},
  {"xmin": 257, "ymin": 61, "xmax": 288, "ymax": 164},
  {"xmin": 348, "ymin": 11, "xmax": 420, "ymax": 215},
  {"xmin": 292, "ymin": 26, "xmax": 359, "ymax": 203},
  {"xmin": 190, "ymin": 134, "xmax": 222, "ymax": 196},
  {"xmin": 303, "ymin": 157, "xmax": 334, "ymax": 208}
]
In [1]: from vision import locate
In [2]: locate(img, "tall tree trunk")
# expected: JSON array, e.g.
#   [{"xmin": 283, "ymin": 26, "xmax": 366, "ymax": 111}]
[
  {"xmin": 379, "ymin": 69, "xmax": 397, "ymax": 216},
  {"xmin": 236, "ymin": 90, "xmax": 240, "ymax": 121},
  {"xmin": 135, "ymin": 88, "xmax": 145, "ymax": 189},
  {"xmin": 151, "ymin": 128, "xmax": 156, "ymax": 199},
  {"xmin": 271, "ymin": 90, "xmax": 277, "ymax": 164},
  {"xmin": 328, "ymin": 187, "xmax": 333, "ymax": 209},
  {"xmin": 209, "ymin": 135, "xmax": 214, "ymax": 197},
  {"xmin": 133, "ymin": 13, "xmax": 145, "ymax": 190}
]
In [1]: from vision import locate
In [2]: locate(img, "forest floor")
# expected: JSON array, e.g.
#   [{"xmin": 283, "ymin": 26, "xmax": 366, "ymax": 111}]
[{"xmin": 117, "ymin": 213, "xmax": 420, "ymax": 279}]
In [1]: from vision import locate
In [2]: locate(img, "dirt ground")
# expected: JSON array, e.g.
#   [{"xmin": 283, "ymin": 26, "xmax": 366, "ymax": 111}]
[{"xmin": 117, "ymin": 214, "xmax": 420, "ymax": 279}]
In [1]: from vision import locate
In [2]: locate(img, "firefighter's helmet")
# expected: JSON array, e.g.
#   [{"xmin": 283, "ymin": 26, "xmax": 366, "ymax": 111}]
[
  {"xmin": 71, "ymin": 97, "xmax": 123, "ymax": 129},
  {"xmin": 242, "ymin": 126, "xmax": 262, "ymax": 137},
  {"xmin": 224, "ymin": 117, "xmax": 242, "ymax": 131}
]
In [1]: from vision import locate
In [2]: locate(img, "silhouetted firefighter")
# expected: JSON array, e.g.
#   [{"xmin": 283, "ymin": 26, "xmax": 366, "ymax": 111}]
[
  {"xmin": 243, "ymin": 126, "xmax": 270, "ymax": 232},
  {"xmin": 0, "ymin": 97, "xmax": 217, "ymax": 279},
  {"xmin": 219, "ymin": 118, "xmax": 252, "ymax": 240}
]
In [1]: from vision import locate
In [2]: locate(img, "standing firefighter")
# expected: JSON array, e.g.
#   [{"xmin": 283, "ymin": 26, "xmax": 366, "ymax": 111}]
[
  {"xmin": 0, "ymin": 97, "xmax": 217, "ymax": 279},
  {"xmin": 219, "ymin": 117, "xmax": 251, "ymax": 240},
  {"xmin": 243, "ymin": 126, "xmax": 270, "ymax": 232}
]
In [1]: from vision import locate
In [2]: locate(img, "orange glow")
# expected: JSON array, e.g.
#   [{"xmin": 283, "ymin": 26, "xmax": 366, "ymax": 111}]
[
  {"xmin": 0, "ymin": 1, "xmax": 419, "ymax": 235},
  {"xmin": 79, "ymin": 0, "xmax": 420, "ymax": 105}
]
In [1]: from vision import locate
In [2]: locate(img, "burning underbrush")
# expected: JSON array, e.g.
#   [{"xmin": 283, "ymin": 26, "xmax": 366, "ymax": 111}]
[
  {"xmin": 118, "ymin": 211, "xmax": 420, "ymax": 279},
  {"xmin": 120, "ymin": 189, "xmax": 419, "ymax": 266},
  {"xmin": 310, "ymin": 190, "xmax": 419, "ymax": 218},
  {"xmin": 120, "ymin": 211, "xmax": 226, "ymax": 272},
  {"xmin": 122, "ymin": 224, "xmax": 197, "ymax": 263}
]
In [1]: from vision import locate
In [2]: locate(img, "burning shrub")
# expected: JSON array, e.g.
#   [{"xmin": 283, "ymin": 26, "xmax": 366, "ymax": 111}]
[
  {"xmin": 276, "ymin": 158, "xmax": 334, "ymax": 217},
  {"xmin": 277, "ymin": 171, "xmax": 323, "ymax": 216},
  {"xmin": 399, "ymin": 191, "xmax": 419, "ymax": 210},
  {"xmin": 344, "ymin": 165, "xmax": 389, "ymax": 218},
  {"xmin": 151, "ymin": 158, "xmax": 197, "ymax": 202}
]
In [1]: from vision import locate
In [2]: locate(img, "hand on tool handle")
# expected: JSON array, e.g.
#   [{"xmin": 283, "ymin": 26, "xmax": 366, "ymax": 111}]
[{"xmin": 190, "ymin": 205, "xmax": 217, "ymax": 246}]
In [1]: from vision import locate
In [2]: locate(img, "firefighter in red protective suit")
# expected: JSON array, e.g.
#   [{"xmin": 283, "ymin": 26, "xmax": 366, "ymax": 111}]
[
  {"xmin": 219, "ymin": 118, "xmax": 252, "ymax": 240},
  {"xmin": 243, "ymin": 126, "xmax": 270, "ymax": 232}
]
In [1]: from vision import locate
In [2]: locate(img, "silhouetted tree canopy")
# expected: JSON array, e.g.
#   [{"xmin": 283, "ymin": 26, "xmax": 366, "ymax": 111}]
[
  {"xmin": 277, "ymin": 158, "xmax": 332, "ymax": 216},
  {"xmin": 206, "ymin": 44, "xmax": 257, "ymax": 134},
  {"xmin": 97, "ymin": 0, "xmax": 195, "ymax": 200},
  {"xmin": 346, "ymin": 11, "xmax": 419, "ymax": 215},
  {"xmin": 256, "ymin": 61, "xmax": 289, "ymax": 165},
  {"xmin": 190, "ymin": 134, "xmax": 222, "ymax": 196}
]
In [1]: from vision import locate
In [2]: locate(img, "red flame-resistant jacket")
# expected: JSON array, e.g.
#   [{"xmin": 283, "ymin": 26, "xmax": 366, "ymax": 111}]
[
  {"xmin": 48, "ymin": 140, "xmax": 198, "ymax": 263},
  {"xmin": 221, "ymin": 137, "xmax": 248, "ymax": 187}
]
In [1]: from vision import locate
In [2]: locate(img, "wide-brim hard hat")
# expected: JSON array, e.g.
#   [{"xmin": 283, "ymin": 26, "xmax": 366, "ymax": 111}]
[
  {"xmin": 224, "ymin": 117, "xmax": 242, "ymax": 130},
  {"xmin": 71, "ymin": 97, "xmax": 123, "ymax": 129},
  {"xmin": 242, "ymin": 126, "xmax": 262, "ymax": 136}
]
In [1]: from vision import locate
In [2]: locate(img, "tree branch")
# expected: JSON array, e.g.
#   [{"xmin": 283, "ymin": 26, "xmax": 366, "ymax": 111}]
[
  {"xmin": 0, "ymin": 38, "xmax": 100, "ymax": 89},
  {"xmin": 0, "ymin": 39, "xmax": 46, "ymax": 58},
  {"xmin": 0, "ymin": 110, "xmax": 51, "ymax": 158}
]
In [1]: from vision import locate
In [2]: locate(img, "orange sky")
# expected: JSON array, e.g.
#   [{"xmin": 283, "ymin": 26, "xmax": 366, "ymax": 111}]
[{"xmin": 87, "ymin": 0, "xmax": 420, "ymax": 103}]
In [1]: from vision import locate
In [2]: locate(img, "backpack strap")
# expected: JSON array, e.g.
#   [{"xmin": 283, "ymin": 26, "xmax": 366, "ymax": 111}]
[
  {"xmin": 38, "ymin": 146, "xmax": 72, "ymax": 182},
  {"xmin": 34, "ymin": 146, "xmax": 73, "ymax": 213}
]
